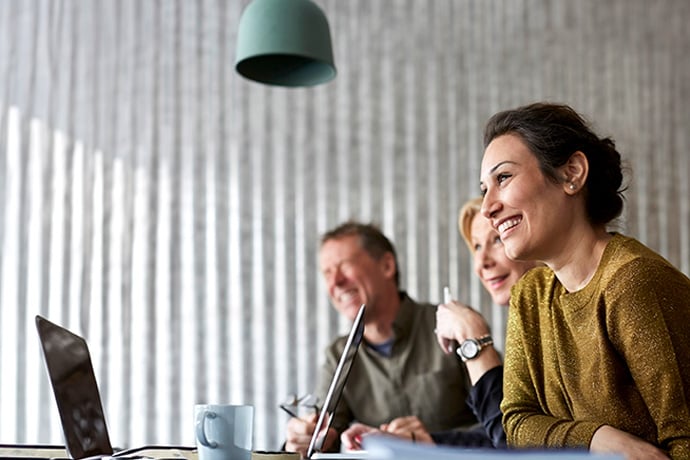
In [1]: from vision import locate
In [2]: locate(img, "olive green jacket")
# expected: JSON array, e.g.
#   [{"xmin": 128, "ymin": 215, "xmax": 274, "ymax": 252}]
[{"xmin": 316, "ymin": 292, "xmax": 476, "ymax": 447}]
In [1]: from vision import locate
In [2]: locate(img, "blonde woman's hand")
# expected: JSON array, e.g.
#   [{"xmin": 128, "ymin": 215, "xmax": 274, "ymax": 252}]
[{"xmin": 435, "ymin": 300, "xmax": 490, "ymax": 354}]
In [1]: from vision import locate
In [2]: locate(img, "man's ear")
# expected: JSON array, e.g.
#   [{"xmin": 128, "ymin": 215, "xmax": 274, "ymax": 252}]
[
  {"xmin": 379, "ymin": 252, "xmax": 397, "ymax": 279},
  {"xmin": 561, "ymin": 151, "xmax": 589, "ymax": 195}
]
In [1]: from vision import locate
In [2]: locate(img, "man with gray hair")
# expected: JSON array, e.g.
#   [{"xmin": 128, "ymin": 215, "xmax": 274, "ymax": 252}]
[{"xmin": 284, "ymin": 221, "xmax": 476, "ymax": 456}]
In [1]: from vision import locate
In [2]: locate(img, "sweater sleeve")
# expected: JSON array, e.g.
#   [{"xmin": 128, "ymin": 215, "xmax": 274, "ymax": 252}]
[
  {"xmin": 502, "ymin": 254, "xmax": 690, "ymax": 456},
  {"xmin": 500, "ymin": 276, "xmax": 604, "ymax": 448},
  {"xmin": 605, "ymin": 261, "xmax": 690, "ymax": 456}
]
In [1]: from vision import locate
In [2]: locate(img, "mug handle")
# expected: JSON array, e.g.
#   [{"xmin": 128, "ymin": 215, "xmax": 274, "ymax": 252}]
[{"xmin": 196, "ymin": 410, "xmax": 218, "ymax": 448}]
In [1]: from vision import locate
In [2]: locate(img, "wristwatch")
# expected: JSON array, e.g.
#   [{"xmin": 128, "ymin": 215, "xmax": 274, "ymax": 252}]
[{"xmin": 456, "ymin": 335, "xmax": 493, "ymax": 362}]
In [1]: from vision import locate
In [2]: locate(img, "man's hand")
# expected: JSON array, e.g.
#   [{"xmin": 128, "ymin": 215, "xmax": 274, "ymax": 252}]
[
  {"xmin": 341, "ymin": 416, "xmax": 434, "ymax": 452},
  {"xmin": 285, "ymin": 413, "xmax": 318, "ymax": 458},
  {"xmin": 340, "ymin": 423, "xmax": 381, "ymax": 451},
  {"xmin": 380, "ymin": 416, "xmax": 434, "ymax": 444},
  {"xmin": 590, "ymin": 425, "xmax": 669, "ymax": 460},
  {"xmin": 285, "ymin": 413, "xmax": 338, "ymax": 459}
]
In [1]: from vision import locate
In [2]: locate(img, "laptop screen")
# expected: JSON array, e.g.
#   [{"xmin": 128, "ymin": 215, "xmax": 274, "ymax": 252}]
[
  {"xmin": 35, "ymin": 315, "xmax": 114, "ymax": 459},
  {"xmin": 306, "ymin": 304, "xmax": 366, "ymax": 459}
]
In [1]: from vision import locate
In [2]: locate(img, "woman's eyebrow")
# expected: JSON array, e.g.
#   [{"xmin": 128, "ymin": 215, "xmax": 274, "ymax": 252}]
[
  {"xmin": 488, "ymin": 160, "xmax": 516, "ymax": 175},
  {"xmin": 480, "ymin": 160, "xmax": 517, "ymax": 188}
]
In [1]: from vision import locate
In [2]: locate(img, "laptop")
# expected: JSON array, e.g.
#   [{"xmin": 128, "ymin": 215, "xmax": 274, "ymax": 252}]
[
  {"xmin": 35, "ymin": 315, "xmax": 194, "ymax": 459},
  {"xmin": 306, "ymin": 305, "xmax": 367, "ymax": 460},
  {"xmin": 36, "ymin": 306, "xmax": 367, "ymax": 460}
]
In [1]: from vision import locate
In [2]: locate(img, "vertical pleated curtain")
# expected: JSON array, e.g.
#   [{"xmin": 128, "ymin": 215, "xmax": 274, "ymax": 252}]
[{"xmin": 1, "ymin": 0, "xmax": 689, "ymax": 450}]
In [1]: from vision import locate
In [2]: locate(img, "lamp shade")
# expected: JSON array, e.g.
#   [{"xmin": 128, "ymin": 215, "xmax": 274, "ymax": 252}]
[{"xmin": 235, "ymin": 0, "xmax": 336, "ymax": 87}]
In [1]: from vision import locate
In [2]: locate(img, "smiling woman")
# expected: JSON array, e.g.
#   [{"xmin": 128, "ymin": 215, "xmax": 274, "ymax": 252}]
[{"xmin": 480, "ymin": 102, "xmax": 690, "ymax": 459}]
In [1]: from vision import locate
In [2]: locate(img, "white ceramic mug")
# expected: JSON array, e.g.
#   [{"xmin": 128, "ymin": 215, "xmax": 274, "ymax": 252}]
[{"xmin": 195, "ymin": 404, "xmax": 254, "ymax": 460}]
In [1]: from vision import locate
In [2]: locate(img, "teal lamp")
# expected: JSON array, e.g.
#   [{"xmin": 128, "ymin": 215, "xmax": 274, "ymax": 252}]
[{"xmin": 235, "ymin": 0, "xmax": 336, "ymax": 87}]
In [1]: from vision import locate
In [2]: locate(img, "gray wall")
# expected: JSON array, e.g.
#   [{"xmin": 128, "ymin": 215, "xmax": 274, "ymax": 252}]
[{"xmin": 1, "ymin": 0, "xmax": 688, "ymax": 450}]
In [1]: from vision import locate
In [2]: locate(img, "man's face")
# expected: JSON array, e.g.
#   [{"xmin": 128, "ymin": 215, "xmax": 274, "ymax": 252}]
[{"xmin": 318, "ymin": 235, "xmax": 395, "ymax": 321}]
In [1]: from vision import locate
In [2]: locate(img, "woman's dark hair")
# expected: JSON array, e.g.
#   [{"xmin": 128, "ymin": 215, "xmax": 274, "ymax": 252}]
[
  {"xmin": 483, "ymin": 102, "xmax": 626, "ymax": 225},
  {"xmin": 321, "ymin": 221, "xmax": 400, "ymax": 287}
]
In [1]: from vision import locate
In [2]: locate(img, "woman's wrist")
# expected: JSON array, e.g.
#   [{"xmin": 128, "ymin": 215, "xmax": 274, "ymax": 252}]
[{"xmin": 465, "ymin": 347, "xmax": 502, "ymax": 385}]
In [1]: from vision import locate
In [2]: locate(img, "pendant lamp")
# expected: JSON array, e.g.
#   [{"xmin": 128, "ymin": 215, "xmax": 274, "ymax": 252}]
[{"xmin": 235, "ymin": 0, "xmax": 337, "ymax": 87}]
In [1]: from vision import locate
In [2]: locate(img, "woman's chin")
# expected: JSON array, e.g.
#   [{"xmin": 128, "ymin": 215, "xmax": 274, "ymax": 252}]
[
  {"xmin": 504, "ymin": 241, "xmax": 528, "ymax": 261},
  {"xmin": 490, "ymin": 292, "xmax": 510, "ymax": 307}
]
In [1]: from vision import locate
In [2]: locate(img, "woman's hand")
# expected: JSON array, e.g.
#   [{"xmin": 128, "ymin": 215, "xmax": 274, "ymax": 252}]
[
  {"xmin": 590, "ymin": 425, "xmax": 669, "ymax": 460},
  {"xmin": 435, "ymin": 300, "xmax": 501, "ymax": 384},
  {"xmin": 435, "ymin": 300, "xmax": 491, "ymax": 354}
]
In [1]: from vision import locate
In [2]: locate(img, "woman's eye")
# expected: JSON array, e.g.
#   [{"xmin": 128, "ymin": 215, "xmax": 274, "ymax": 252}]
[
  {"xmin": 496, "ymin": 173, "xmax": 511, "ymax": 184},
  {"xmin": 474, "ymin": 243, "xmax": 482, "ymax": 252}
]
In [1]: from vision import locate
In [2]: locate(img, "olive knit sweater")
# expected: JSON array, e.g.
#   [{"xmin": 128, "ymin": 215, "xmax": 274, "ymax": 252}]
[{"xmin": 501, "ymin": 233, "xmax": 690, "ymax": 458}]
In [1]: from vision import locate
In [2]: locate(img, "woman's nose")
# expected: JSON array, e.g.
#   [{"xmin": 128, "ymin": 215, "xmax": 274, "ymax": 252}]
[
  {"xmin": 481, "ymin": 190, "xmax": 500, "ymax": 220},
  {"xmin": 474, "ymin": 249, "xmax": 494, "ymax": 272}
]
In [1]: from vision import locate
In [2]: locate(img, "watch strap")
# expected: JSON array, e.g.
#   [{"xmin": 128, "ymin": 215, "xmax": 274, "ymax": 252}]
[{"xmin": 476, "ymin": 335, "xmax": 493, "ymax": 347}]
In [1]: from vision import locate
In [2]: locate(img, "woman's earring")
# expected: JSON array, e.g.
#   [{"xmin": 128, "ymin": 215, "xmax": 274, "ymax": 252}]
[{"xmin": 569, "ymin": 183, "xmax": 576, "ymax": 190}]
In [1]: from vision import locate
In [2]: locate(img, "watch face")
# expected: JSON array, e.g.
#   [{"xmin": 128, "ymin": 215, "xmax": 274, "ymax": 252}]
[{"xmin": 460, "ymin": 339, "xmax": 479, "ymax": 359}]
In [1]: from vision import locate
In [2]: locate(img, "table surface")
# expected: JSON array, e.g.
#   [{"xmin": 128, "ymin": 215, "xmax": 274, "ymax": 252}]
[{"xmin": 0, "ymin": 444, "xmax": 198, "ymax": 459}]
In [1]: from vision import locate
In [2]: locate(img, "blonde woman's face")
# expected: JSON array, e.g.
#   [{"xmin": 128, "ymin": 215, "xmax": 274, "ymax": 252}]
[{"xmin": 470, "ymin": 213, "xmax": 537, "ymax": 306}]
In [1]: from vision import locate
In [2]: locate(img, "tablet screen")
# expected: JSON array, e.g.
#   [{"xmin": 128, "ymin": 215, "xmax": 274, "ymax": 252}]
[{"xmin": 307, "ymin": 304, "xmax": 366, "ymax": 458}]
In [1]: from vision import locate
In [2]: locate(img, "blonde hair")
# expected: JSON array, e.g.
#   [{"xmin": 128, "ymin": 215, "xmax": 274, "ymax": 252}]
[{"xmin": 458, "ymin": 197, "xmax": 483, "ymax": 253}]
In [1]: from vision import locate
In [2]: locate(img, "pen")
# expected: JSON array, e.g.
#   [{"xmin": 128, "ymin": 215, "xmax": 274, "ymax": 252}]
[
  {"xmin": 279, "ymin": 405, "xmax": 299, "ymax": 419},
  {"xmin": 279, "ymin": 402, "xmax": 321, "ymax": 419},
  {"xmin": 443, "ymin": 286, "xmax": 452, "ymax": 304},
  {"xmin": 434, "ymin": 287, "xmax": 453, "ymax": 334},
  {"xmin": 442, "ymin": 286, "xmax": 455, "ymax": 353}
]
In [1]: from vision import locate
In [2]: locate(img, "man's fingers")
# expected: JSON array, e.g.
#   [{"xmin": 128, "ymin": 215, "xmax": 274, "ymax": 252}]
[
  {"xmin": 288, "ymin": 417, "xmax": 315, "ymax": 434},
  {"xmin": 383, "ymin": 416, "xmax": 419, "ymax": 432},
  {"xmin": 285, "ymin": 413, "xmax": 319, "ymax": 454},
  {"xmin": 341, "ymin": 423, "xmax": 379, "ymax": 451}
]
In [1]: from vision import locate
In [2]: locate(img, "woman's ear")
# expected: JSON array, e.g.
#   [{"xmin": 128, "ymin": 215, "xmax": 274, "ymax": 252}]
[{"xmin": 561, "ymin": 151, "xmax": 589, "ymax": 195}]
